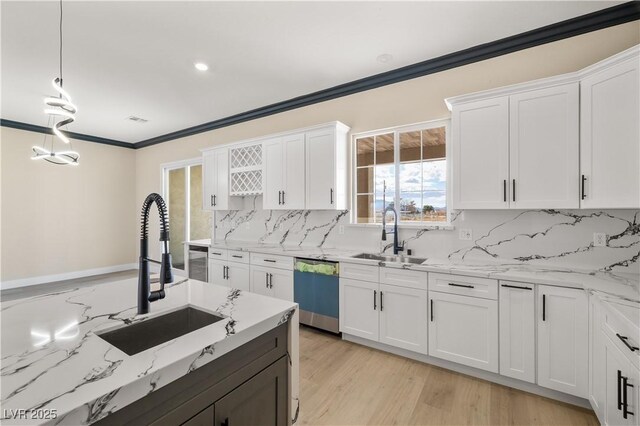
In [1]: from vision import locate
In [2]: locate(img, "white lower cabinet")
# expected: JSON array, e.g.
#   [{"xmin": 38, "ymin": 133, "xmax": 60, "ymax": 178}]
[
  {"xmin": 590, "ymin": 295, "xmax": 606, "ymax": 422},
  {"xmin": 249, "ymin": 265, "xmax": 293, "ymax": 302},
  {"xmin": 339, "ymin": 278, "xmax": 379, "ymax": 340},
  {"xmin": 208, "ymin": 259, "xmax": 250, "ymax": 291},
  {"xmin": 605, "ymin": 335, "xmax": 640, "ymax": 426},
  {"xmin": 378, "ymin": 284, "xmax": 428, "ymax": 354},
  {"xmin": 499, "ymin": 282, "xmax": 535, "ymax": 383},
  {"xmin": 537, "ymin": 285, "xmax": 588, "ymax": 398},
  {"xmin": 428, "ymin": 291, "xmax": 499, "ymax": 373}
]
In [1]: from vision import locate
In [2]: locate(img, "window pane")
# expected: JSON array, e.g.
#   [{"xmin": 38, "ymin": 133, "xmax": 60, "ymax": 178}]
[
  {"xmin": 375, "ymin": 163, "xmax": 395, "ymax": 223},
  {"xmin": 399, "ymin": 162, "xmax": 423, "ymax": 222},
  {"xmin": 422, "ymin": 159, "xmax": 447, "ymax": 222},
  {"xmin": 375, "ymin": 133, "xmax": 394, "ymax": 165},
  {"xmin": 422, "ymin": 127, "xmax": 446, "ymax": 160},
  {"xmin": 356, "ymin": 137, "xmax": 374, "ymax": 167},
  {"xmin": 189, "ymin": 165, "xmax": 211, "ymax": 240},
  {"xmin": 357, "ymin": 167, "xmax": 374, "ymax": 194},
  {"xmin": 168, "ymin": 168, "xmax": 186, "ymax": 270},
  {"xmin": 399, "ymin": 131, "xmax": 421, "ymax": 162},
  {"xmin": 356, "ymin": 194, "xmax": 375, "ymax": 224}
]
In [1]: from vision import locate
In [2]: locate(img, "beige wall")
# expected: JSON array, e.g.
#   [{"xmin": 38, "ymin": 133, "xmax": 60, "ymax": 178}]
[
  {"xmin": 135, "ymin": 22, "xmax": 639, "ymax": 257},
  {"xmin": 1, "ymin": 127, "xmax": 137, "ymax": 282}
]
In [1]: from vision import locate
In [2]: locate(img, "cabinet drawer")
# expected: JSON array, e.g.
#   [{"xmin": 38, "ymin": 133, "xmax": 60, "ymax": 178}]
[
  {"xmin": 208, "ymin": 248, "xmax": 228, "ymax": 260},
  {"xmin": 228, "ymin": 250, "xmax": 250, "ymax": 264},
  {"xmin": 602, "ymin": 300, "xmax": 640, "ymax": 371},
  {"xmin": 340, "ymin": 262, "xmax": 379, "ymax": 282},
  {"xmin": 429, "ymin": 273, "xmax": 497, "ymax": 300},
  {"xmin": 379, "ymin": 268, "xmax": 427, "ymax": 290},
  {"xmin": 250, "ymin": 252, "xmax": 293, "ymax": 270}
]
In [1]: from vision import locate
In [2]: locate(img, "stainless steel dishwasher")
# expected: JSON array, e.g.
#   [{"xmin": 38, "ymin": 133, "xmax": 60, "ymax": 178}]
[
  {"xmin": 293, "ymin": 258, "xmax": 339, "ymax": 334},
  {"xmin": 187, "ymin": 245, "xmax": 208, "ymax": 282}
]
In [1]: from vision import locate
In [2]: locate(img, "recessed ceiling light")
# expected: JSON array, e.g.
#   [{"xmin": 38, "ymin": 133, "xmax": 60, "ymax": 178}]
[
  {"xmin": 377, "ymin": 54, "xmax": 393, "ymax": 64},
  {"xmin": 194, "ymin": 62, "xmax": 209, "ymax": 72}
]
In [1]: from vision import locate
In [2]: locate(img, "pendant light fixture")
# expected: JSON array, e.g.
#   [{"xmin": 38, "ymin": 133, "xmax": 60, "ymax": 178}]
[{"xmin": 32, "ymin": 0, "xmax": 79, "ymax": 166}]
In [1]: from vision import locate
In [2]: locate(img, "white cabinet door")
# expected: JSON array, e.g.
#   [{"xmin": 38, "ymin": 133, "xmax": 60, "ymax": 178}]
[
  {"xmin": 452, "ymin": 97, "xmax": 510, "ymax": 209},
  {"xmin": 428, "ymin": 291, "xmax": 499, "ymax": 373},
  {"xmin": 262, "ymin": 137, "xmax": 284, "ymax": 210},
  {"xmin": 282, "ymin": 133, "xmax": 305, "ymax": 210},
  {"xmin": 581, "ymin": 58, "xmax": 640, "ymax": 209},
  {"xmin": 509, "ymin": 83, "xmax": 579, "ymax": 209},
  {"xmin": 208, "ymin": 259, "xmax": 227, "ymax": 286},
  {"xmin": 590, "ymin": 295, "xmax": 606, "ymax": 422},
  {"xmin": 604, "ymin": 335, "xmax": 639, "ymax": 426},
  {"xmin": 227, "ymin": 262, "xmax": 250, "ymax": 292},
  {"xmin": 213, "ymin": 148, "xmax": 231, "ymax": 210},
  {"xmin": 202, "ymin": 151, "xmax": 217, "ymax": 211},
  {"xmin": 306, "ymin": 127, "xmax": 337, "ymax": 210},
  {"xmin": 339, "ymin": 278, "xmax": 379, "ymax": 341},
  {"xmin": 250, "ymin": 266, "xmax": 272, "ymax": 297},
  {"xmin": 270, "ymin": 268, "xmax": 294, "ymax": 302},
  {"xmin": 499, "ymin": 282, "xmax": 535, "ymax": 383},
  {"xmin": 379, "ymin": 284, "xmax": 428, "ymax": 354},
  {"xmin": 537, "ymin": 285, "xmax": 588, "ymax": 398}
]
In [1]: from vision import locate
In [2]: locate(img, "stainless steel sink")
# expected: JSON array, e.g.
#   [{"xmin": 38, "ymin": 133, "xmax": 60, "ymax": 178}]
[
  {"xmin": 351, "ymin": 253, "xmax": 427, "ymax": 265},
  {"xmin": 97, "ymin": 306, "xmax": 224, "ymax": 355}
]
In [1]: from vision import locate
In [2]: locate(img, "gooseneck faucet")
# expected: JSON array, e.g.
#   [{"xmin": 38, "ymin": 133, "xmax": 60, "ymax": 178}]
[
  {"xmin": 138, "ymin": 193, "xmax": 174, "ymax": 314},
  {"xmin": 381, "ymin": 205, "xmax": 405, "ymax": 255}
]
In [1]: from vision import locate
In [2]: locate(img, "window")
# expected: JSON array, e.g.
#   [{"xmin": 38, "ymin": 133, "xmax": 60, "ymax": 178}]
[
  {"xmin": 162, "ymin": 159, "xmax": 212, "ymax": 271},
  {"xmin": 353, "ymin": 120, "xmax": 449, "ymax": 225}
]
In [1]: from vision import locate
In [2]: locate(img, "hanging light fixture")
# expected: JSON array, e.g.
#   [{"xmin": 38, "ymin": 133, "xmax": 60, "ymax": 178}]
[{"xmin": 32, "ymin": 0, "xmax": 79, "ymax": 166}]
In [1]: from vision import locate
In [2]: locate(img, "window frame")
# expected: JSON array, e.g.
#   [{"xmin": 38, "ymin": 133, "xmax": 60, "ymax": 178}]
[{"xmin": 350, "ymin": 119, "xmax": 451, "ymax": 227}]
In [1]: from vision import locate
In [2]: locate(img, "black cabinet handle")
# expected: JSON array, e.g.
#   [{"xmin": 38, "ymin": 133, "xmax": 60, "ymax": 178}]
[
  {"xmin": 278, "ymin": 191, "xmax": 282, "ymax": 205},
  {"xmin": 270, "ymin": 273, "xmax": 273, "ymax": 288},
  {"xmin": 264, "ymin": 259, "xmax": 276, "ymax": 263},
  {"xmin": 211, "ymin": 195, "xmax": 214, "ymax": 206},
  {"xmin": 430, "ymin": 299, "xmax": 434, "ymax": 321},
  {"xmin": 617, "ymin": 333, "xmax": 639, "ymax": 352},
  {"xmin": 265, "ymin": 273, "xmax": 269, "ymax": 288},
  {"xmin": 282, "ymin": 191, "xmax": 285, "ymax": 204},
  {"xmin": 330, "ymin": 188, "xmax": 334, "ymax": 204},
  {"xmin": 448, "ymin": 283, "xmax": 474, "ymax": 289},
  {"xmin": 222, "ymin": 266, "xmax": 227, "ymax": 280},
  {"xmin": 232, "ymin": 255, "xmax": 242, "ymax": 259},
  {"xmin": 226, "ymin": 266, "xmax": 230, "ymax": 280},
  {"xmin": 213, "ymin": 194, "xmax": 217, "ymax": 206},
  {"xmin": 623, "ymin": 375, "xmax": 634, "ymax": 419},
  {"xmin": 619, "ymin": 370, "xmax": 624, "ymax": 410},
  {"xmin": 373, "ymin": 290, "xmax": 377, "ymax": 310},
  {"xmin": 542, "ymin": 294, "xmax": 546, "ymax": 321},
  {"xmin": 503, "ymin": 180, "xmax": 507, "ymax": 202},
  {"xmin": 380, "ymin": 291, "xmax": 384, "ymax": 311},
  {"xmin": 501, "ymin": 284, "xmax": 533, "ymax": 290},
  {"xmin": 581, "ymin": 175, "xmax": 587, "ymax": 200},
  {"xmin": 512, "ymin": 179, "xmax": 516, "ymax": 202}
]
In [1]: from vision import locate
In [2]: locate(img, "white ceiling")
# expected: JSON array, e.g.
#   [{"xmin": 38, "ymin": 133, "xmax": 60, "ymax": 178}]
[{"xmin": 1, "ymin": 1, "xmax": 622, "ymax": 144}]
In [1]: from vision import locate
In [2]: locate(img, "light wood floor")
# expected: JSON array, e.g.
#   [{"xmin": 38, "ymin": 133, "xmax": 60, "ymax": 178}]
[{"xmin": 298, "ymin": 326, "xmax": 598, "ymax": 426}]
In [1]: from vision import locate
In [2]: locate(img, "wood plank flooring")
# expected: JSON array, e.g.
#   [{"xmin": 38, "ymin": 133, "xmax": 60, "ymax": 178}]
[{"xmin": 298, "ymin": 326, "xmax": 598, "ymax": 426}]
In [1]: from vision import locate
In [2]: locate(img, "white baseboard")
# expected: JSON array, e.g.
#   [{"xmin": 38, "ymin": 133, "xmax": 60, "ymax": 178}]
[
  {"xmin": 0, "ymin": 263, "xmax": 138, "ymax": 290},
  {"xmin": 342, "ymin": 333, "xmax": 592, "ymax": 410}
]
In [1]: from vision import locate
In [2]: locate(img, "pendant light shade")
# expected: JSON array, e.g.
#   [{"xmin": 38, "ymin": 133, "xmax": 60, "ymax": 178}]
[{"xmin": 32, "ymin": 0, "xmax": 80, "ymax": 166}]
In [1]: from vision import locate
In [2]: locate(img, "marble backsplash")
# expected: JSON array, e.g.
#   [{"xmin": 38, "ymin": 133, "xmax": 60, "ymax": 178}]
[{"xmin": 214, "ymin": 196, "xmax": 639, "ymax": 273}]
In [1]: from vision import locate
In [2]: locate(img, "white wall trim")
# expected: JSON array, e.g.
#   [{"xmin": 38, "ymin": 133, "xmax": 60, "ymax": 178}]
[
  {"xmin": 0, "ymin": 263, "xmax": 138, "ymax": 291},
  {"xmin": 342, "ymin": 333, "xmax": 592, "ymax": 409}
]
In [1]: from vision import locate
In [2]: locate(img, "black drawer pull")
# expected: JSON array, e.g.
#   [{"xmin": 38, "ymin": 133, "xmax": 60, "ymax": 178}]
[
  {"xmin": 231, "ymin": 255, "xmax": 243, "ymax": 259},
  {"xmin": 448, "ymin": 283, "xmax": 475, "ymax": 289},
  {"xmin": 501, "ymin": 284, "xmax": 532, "ymax": 290},
  {"xmin": 617, "ymin": 333, "xmax": 639, "ymax": 352},
  {"xmin": 264, "ymin": 259, "xmax": 277, "ymax": 263},
  {"xmin": 211, "ymin": 252, "xmax": 222, "ymax": 256}
]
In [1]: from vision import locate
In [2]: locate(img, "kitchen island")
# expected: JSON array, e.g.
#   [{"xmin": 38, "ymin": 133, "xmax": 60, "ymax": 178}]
[{"xmin": 0, "ymin": 277, "xmax": 299, "ymax": 425}]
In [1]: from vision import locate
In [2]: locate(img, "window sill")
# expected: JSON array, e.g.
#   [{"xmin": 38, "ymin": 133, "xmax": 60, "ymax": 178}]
[{"xmin": 347, "ymin": 222, "xmax": 455, "ymax": 231}]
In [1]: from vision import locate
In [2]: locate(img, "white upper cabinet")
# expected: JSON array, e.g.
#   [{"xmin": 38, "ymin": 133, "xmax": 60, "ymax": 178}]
[
  {"xmin": 452, "ymin": 97, "xmax": 509, "ymax": 209},
  {"xmin": 203, "ymin": 148, "xmax": 243, "ymax": 211},
  {"xmin": 537, "ymin": 285, "xmax": 588, "ymax": 398},
  {"xmin": 580, "ymin": 54, "xmax": 640, "ymax": 209},
  {"xmin": 509, "ymin": 83, "xmax": 579, "ymax": 209},
  {"xmin": 262, "ymin": 133, "xmax": 305, "ymax": 210},
  {"xmin": 305, "ymin": 124, "xmax": 349, "ymax": 210}
]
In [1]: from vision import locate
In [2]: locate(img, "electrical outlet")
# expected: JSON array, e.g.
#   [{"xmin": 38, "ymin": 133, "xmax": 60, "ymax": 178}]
[
  {"xmin": 459, "ymin": 228, "xmax": 472, "ymax": 241},
  {"xmin": 339, "ymin": 225, "xmax": 345, "ymax": 235},
  {"xmin": 594, "ymin": 233, "xmax": 607, "ymax": 247}
]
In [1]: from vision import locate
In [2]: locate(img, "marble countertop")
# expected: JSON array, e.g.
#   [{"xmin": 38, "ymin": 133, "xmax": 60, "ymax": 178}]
[
  {"xmin": 0, "ymin": 277, "xmax": 297, "ymax": 425},
  {"xmin": 198, "ymin": 239, "xmax": 640, "ymax": 302}
]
